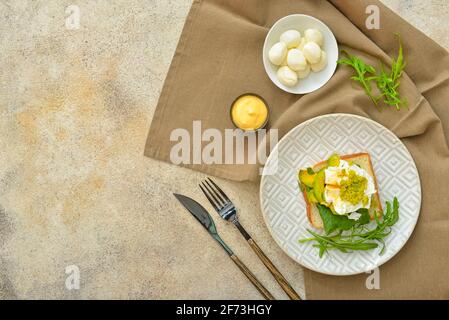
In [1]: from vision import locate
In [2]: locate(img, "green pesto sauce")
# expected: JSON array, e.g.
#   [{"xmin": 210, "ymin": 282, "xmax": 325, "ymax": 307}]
[{"xmin": 340, "ymin": 170, "xmax": 368, "ymax": 205}]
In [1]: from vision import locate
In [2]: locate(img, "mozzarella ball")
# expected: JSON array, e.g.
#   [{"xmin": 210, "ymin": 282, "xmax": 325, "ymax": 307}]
[
  {"xmin": 305, "ymin": 28, "xmax": 324, "ymax": 47},
  {"xmin": 310, "ymin": 50, "xmax": 327, "ymax": 72},
  {"xmin": 287, "ymin": 49, "xmax": 307, "ymax": 71},
  {"xmin": 280, "ymin": 29, "xmax": 301, "ymax": 49},
  {"xmin": 297, "ymin": 64, "xmax": 311, "ymax": 79},
  {"xmin": 268, "ymin": 42, "xmax": 287, "ymax": 65},
  {"xmin": 303, "ymin": 42, "xmax": 321, "ymax": 64},
  {"xmin": 277, "ymin": 66, "xmax": 298, "ymax": 87},
  {"xmin": 297, "ymin": 37, "xmax": 307, "ymax": 50}
]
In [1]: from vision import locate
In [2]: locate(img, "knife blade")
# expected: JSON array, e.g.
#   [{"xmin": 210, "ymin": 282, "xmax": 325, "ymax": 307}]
[{"xmin": 173, "ymin": 193, "xmax": 233, "ymax": 255}]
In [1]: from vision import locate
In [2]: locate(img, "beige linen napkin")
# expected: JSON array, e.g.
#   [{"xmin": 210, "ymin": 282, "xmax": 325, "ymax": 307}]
[{"xmin": 145, "ymin": 0, "xmax": 449, "ymax": 299}]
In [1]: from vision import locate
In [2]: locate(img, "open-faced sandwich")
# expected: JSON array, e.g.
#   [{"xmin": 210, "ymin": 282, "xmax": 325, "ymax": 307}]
[
  {"xmin": 298, "ymin": 153, "xmax": 382, "ymax": 229},
  {"xmin": 298, "ymin": 153, "xmax": 399, "ymax": 257}
]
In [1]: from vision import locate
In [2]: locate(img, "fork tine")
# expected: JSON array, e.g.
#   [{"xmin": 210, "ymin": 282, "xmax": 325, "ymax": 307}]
[
  {"xmin": 204, "ymin": 179, "xmax": 227, "ymax": 204},
  {"xmin": 207, "ymin": 178, "xmax": 231, "ymax": 202},
  {"xmin": 199, "ymin": 182, "xmax": 221, "ymax": 211},
  {"xmin": 202, "ymin": 180, "xmax": 225, "ymax": 208}
]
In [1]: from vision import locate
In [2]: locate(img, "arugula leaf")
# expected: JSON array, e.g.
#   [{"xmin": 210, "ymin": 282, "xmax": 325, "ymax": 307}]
[
  {"xmin": 337, "ymin": 34, "xmax": 407, "ymax": 111},
  {"xmin": 392, "ymin": 33, "xmax": 405, "ymax": 83},
  {"xmin": 317, "ymin": 204, "xmax": 355, "ymax": 234},
  {"xmin": 337, "ymin": 52, "xmax": 380, "ymax": 108},
  {"xmin": 317, "ymin": 204, "xmax": 371, "ymax": 234},
  {"xmin": 300, "ymin": 197, "xmax": 400, "ymax": 257},
  {"xmin": 355, "ymin": 208, "xmax": 371, "ymax": 226},
  {"xmin": 306, "ymin": 228, "xmax": 379, "ymax": 255},
  {"xmin": 316, "ymin": 203, "xmax": 370, "ymax": 234}
]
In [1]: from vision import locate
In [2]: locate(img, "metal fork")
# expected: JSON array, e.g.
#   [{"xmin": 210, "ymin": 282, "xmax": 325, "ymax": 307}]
[{"xmin": 199, "ymin": 178, "xmax": 301, "ymax": 300}]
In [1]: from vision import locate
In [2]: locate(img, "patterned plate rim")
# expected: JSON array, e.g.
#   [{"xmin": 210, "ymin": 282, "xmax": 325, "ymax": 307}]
[{"xmin": 259, "ymin": 113, "xmax": 422, "ymax": 276}]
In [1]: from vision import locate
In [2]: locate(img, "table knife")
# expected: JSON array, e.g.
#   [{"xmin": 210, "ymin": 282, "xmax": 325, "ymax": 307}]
[{"xmin": 173, "ymin": 193, "xmax": 275, "ymax": 300}]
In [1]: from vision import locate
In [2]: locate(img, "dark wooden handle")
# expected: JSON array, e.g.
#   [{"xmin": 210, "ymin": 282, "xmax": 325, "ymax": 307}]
[
  {"xmin": 248, "ymin": 239, "xmax": 301, "ymax": 300},
  {"xmin": 230, "ymin": 254, "xmax": 275, "ymax": 300}
]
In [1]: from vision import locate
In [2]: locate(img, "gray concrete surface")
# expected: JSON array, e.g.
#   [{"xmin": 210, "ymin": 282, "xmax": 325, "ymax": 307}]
[{"xmin": 0, "ymin": 0, "xmax": 448, "ymax": 299}]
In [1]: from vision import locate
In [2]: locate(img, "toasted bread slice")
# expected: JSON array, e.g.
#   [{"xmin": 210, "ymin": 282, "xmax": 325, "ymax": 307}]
[{"xmin": 301, "ymin": 153, "xmax": 383, "ymax": 229}]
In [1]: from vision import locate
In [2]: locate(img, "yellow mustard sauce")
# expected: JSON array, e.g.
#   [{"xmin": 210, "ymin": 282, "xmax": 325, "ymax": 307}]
[{"xmin": 231, "ymin": 94, "xmax": 268, "ymax": 131}]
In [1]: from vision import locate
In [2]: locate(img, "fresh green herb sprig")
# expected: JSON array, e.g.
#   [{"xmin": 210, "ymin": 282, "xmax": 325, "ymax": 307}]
[
  {"xmin": 299, "ymin": 197, "xmax": 399, "ymax": 258},
  {"xmin": 376, "ymin": 35, "xmax": 407, "ymax": 110},
  {"xmin": 337, "ymin": 51, "xmax": 380, "ymax": 108},
  {"xmin": 337, "ymin": 34, "xmax": 407, "ymax": 110}
]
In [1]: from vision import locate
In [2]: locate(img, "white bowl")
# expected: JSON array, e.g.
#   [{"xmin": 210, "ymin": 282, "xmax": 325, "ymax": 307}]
[{"xmin": 263, "ymin": 14, "xmax": 338, "ymax": 94}]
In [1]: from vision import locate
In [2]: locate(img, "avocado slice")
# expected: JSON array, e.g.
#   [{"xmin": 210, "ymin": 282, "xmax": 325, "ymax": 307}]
[
  {"xmin": 306, "ymin": 189, "xmax": 318, "ymax": 203},
  {"xmin": 313, "ymin": 169, "xmax": 325, "ymax": 203},
  {"xmin": 327, "ymin": 153, "xmax": 340, "ymax": 167},
  {"xmin": 298, "ymin": 169, "xmax": 316, "ymax": 188}
]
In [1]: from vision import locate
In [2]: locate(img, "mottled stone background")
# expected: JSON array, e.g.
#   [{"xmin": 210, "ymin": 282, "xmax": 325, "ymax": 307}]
[{"xmin": 0, "ymin": 0, "xmax": 448, "ymax": 299}]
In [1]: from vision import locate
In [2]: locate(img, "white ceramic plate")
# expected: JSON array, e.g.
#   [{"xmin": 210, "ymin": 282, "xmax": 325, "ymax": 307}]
[
  {"xmin": 260, "ymin": 114, "xmax": 421, "ymax": 275},
  {"xmin": 262, "ymin": 14, "xmax": 338, "ymax": 94}
]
